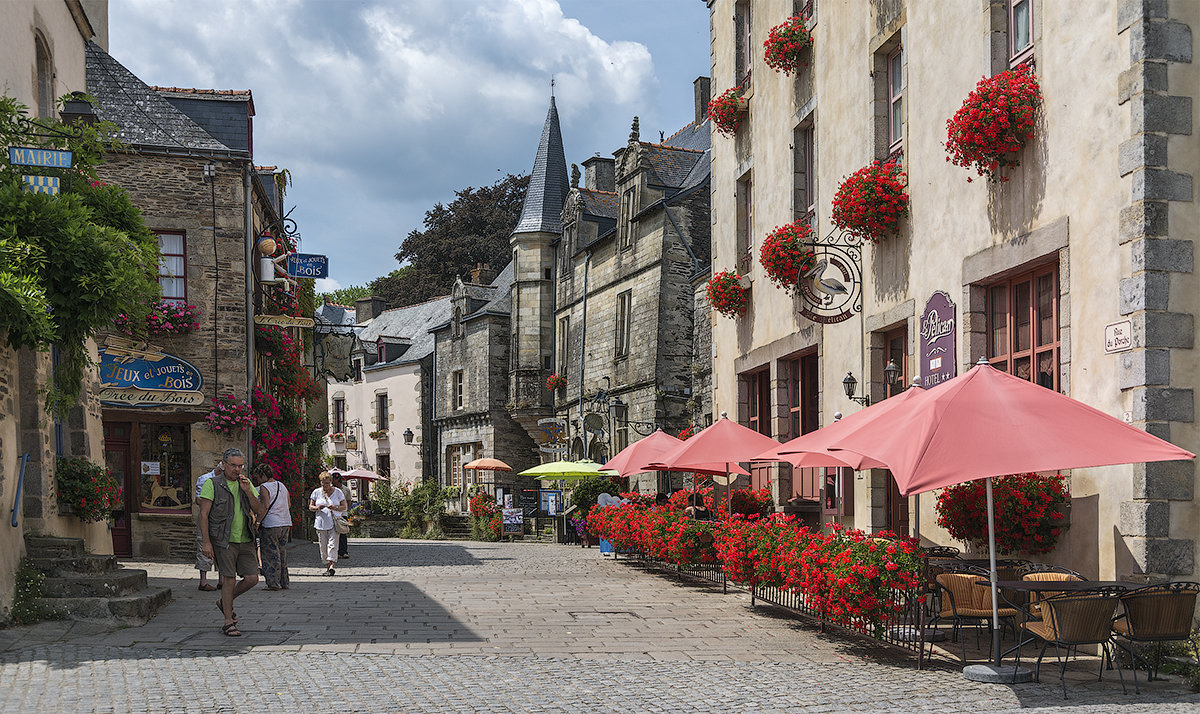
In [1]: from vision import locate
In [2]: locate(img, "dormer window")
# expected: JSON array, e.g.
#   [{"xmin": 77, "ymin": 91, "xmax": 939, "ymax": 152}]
[
  {"xmin": 618, "ymin": 187, "xmax": 636, "ymax": 250},
  {"xmin": 376, "ymin": 342, "xmax": 386, "ymax": 363}
]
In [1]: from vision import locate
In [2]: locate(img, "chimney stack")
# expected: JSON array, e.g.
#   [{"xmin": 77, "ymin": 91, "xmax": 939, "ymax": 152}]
[
  {"xmin": 694, "ymin": 76, "xmax": 711, "ymax": 126},
  {"xmin": 582, "ymin": 156, "xmax": 616, "ymax": 193},
  {"xmin": 470, "ymin": 262, "xmax": 495, "ymax": 285},
  {"xmin": 355, "ymin": 295, "xmax": 387, "ymax": 324}
]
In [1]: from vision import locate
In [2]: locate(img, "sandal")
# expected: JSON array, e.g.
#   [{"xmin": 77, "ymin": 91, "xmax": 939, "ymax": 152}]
[
  {"xmin": 221, "ymin": 623, "xmax": 242, "ymax": 637},
  {"xmin": 216, "ymin": 600, "xmax": 237, "ymax": 622},
  {"xmin": 198, "ymin": 583, "xmax": 217, "ymax": 592}
]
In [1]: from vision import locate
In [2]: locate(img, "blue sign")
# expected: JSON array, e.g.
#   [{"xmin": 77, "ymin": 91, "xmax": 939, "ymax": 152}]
[
  {"xmin": 286, "ymin": 253, "xmax": 329, "ymax": 279},
  {"xmin": 22, "ymin": 175, "xmax": 59, "ymax": 195},
  {"xmin": 97, "ymin": 348, "xmax": 204, "ymax": 407},
  {"xmin": 8, "ymin": 146, "xmax": 72, "ymax": 167}
]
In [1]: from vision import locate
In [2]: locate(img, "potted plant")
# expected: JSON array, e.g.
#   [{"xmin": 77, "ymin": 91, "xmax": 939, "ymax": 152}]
[
  {"xmin": 762, "ymin": 14, "xmax": 814, "ymax": 75},
  {"xmin": 945, "ymin": 64, "xmax": 1041, "ymax": 183},
  {"xmin": 759, "ymin": 221, "xmax": 817, "ymax": 293},
  {"xmin": 55, "ymin": 457, "xmax": 122, "ymax": 523},
  {"xmin": 329, "ymin": 432, "xmax": 346, "ymax": 442},
  {"xmin": 831, "ymin": 159, "xmax": 909, "ymax": 244},
  {"xmin": 935, "ymin": 472, "xmax": 1069, "ymax": 555},
  {"xmin": 706, "ymin": 270, "xmax": 749, "ymax": 318},
  {"xmin": 545, "ymin": 373, "xmax": 567, "ymax": 391},
  {"xmin": 706, "ymin": 87, "xmax": 745, "ymax": 137},
  {"xmin": 204, "ymin": 394, "xmax": 256, "ymax": 435},
  {"xmin": 369, "ymin": 428, "xmax": 389, "ymax": 440}
]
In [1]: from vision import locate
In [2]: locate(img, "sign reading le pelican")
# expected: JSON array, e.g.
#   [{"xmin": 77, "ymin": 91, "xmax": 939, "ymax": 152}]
[
  {"xmin": 797, "ymin": 229, "xmax": 864, "ymax": 324},
  {"xmin": 98, "ymin": 347, "xmax": 204, "ymax": 407},
  {"xmin": 919, "ymin": 291, "xmax": 958, "ymax": 388}
]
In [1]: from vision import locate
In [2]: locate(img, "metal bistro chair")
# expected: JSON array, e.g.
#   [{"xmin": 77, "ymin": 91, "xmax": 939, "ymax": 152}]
[
  {"xmin": 933, "ymin": 570, "xmax": 1020, "ymax": 663},
  {"xmin": 1111, "ymin": 581, "xmax": 1200, "ymax": 693},
  {"xmin": 1026, "ymin": 586, "xmax": 1127, "ymax": 699},
  {"xmin": 921, "ymin": 545, "xmax": 962, "ymax": 559},
  {"xmin": 1018, "ymin": 564, "xmax": 1087, "ymax": 621}
]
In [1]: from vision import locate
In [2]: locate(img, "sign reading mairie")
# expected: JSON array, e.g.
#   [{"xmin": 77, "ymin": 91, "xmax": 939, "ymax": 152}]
[
  {"xmin": 918, "ymin": 291, "xmax": 957, "ymax": 388},
  {"xmin": 98, "ymin": 346, "xmax": 204, "ymax": 407},
  {"xmin": 8, "ymin": 147, "xmax": 72, "ymax": 167}
]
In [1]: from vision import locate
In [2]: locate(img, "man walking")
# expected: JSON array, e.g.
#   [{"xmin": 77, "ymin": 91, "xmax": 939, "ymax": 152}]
[{"xmin": 198, "ymin": 448, "xmax": 265, "ymax": 636}]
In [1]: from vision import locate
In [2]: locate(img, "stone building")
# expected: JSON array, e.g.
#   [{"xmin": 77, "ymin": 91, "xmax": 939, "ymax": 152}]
[
  {"xmin": 553, "ymin": 89, "xmax": 714, "ymax": 492},
  {"xmin": 322, "ymin": 295, "xmax": 450, "ymax": 499},
  {"xmin": 706, "ymin": 0, "xmax": 1198, "ymax": 582},
  {"xmin": 433, "ymin": 264, "xmax": 540, "ymax": 508},
  {"xmin": 0, "ymin": 0, "xmax": 110, "ymax": 617},
  {"xmin": 87, "ymin": 43, "xmax": 288, "ymax": 558}
]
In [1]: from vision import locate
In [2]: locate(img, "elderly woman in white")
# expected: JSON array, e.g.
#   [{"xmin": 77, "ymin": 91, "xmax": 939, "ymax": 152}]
[{"xmin": 309, "ymin": 472, "xmax": 347, "ymax": 576}]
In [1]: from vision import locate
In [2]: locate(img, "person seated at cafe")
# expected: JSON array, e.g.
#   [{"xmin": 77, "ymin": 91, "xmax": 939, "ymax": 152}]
[{"xmin": 685, "ymin": 493, "xmax": 712, "ymax": 521}]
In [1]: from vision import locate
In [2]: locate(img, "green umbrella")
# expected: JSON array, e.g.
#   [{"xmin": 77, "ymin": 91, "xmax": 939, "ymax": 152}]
[{"xmin": 519, "ymin": 459, "xmax": 618, "ymax": 481}]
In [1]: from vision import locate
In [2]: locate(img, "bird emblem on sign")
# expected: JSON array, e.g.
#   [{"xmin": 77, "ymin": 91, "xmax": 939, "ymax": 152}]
[{"xmin": 802, "ymin": 258, "xmax": 848, "ymax": 305}]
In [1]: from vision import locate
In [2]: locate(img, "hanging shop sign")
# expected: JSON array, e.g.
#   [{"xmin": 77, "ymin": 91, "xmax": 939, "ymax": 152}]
[
  {"xmin": 254, "ymin": 313, "xmax": 315, "ymax": 328},
  {"xmin": 536, "ymin": 417, "xmax": 566, "ymax": 455},
  {"xmin": 286, "ymin": 253, "xmax": 329, "ymax": 279},
  {"xmin": 582, "ymin": 413, "xmax": 606, "ymax": 435},
  {"xmin": 918, "ymin": 290, "xmax": 958, "ymax": 388},
  {"xmin": 7, "ymin": 146, "xmax": 72, "ymax": 167},
  {"xmin": 98, "ymin": 347, "xmax": 204, "ymax": 407},
  {"xmin": 797, "ymin": 229, "xmax": 863, "ymax": 325}
]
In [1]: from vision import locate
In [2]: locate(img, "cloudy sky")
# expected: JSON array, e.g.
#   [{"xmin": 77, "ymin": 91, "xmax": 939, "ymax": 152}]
[{"xmin": 108, "ymin": 0, "xmax": 711, "ymax": 291}]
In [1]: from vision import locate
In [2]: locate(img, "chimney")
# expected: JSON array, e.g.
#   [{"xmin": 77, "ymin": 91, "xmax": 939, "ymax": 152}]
[
  {"xmin": 694, "ymin": 76, "xmax": 711, "ymax": 126},
  {"xmin": 470, "ymin": 262, "xmax": 495, "ymax": 285},
  {"xmin": 355, "ymin": 295, "xmax": 387, "ymax": 323},
  {"xmin": 581, "ymin": 156, "xmax": 616, "ymax": 193}
]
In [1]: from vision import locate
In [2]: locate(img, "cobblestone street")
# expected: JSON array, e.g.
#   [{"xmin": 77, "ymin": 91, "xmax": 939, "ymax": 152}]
[{"xmin": 1, "ymin": 540, "xmax": 1197, "ymax": 713}]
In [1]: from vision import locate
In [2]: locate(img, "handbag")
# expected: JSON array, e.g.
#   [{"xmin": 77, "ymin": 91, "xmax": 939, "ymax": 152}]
[{"xmin": 333, "ymin": 513, "xmax": 351, "ymax": 534}]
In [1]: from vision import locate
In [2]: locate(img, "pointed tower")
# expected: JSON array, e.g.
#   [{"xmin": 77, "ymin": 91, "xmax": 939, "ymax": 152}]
[{"xmin": 509, "ymin": 96, "xmax": 568, "ymax": 432}]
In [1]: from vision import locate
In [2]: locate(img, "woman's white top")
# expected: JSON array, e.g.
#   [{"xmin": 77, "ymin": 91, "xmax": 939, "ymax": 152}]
[
  {"xmin": 259, "ymin": 480, "xmax": 291, "ymax": 528},
  {"xmin": 309, "ymin": 487, "xmax": 345, "ymax": 532}
]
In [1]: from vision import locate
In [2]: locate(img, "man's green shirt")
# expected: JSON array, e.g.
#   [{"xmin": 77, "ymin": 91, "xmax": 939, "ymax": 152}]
[{"xmin": 199, "ymin": 477, "xmax": 251, "ymax": 543}]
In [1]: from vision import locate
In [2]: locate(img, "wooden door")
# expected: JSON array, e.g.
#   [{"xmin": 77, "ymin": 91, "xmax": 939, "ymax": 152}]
[{"xmin": 104, "ymin": 422, "xmax": 133, "ymax": 557}]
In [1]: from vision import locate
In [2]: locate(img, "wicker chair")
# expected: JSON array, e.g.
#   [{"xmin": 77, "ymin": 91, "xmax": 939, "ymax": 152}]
[
  {"xmin": 933, "ymin": 572, "xmax": 1020, "ymax": 663},
  {"xmin": 1021, "ymin": 570, "xmax": 1087, "ymax": 620},
  {"xmin": 1026, "ymin": 587, "xmax": 1127, "ymax": 699},
  {"xmin": 1111, "ymin": 581, "xmax": 1200, "ymax": 692}
]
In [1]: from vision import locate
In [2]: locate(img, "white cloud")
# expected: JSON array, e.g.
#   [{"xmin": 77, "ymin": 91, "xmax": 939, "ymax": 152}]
[{"xmin": 314, "ymin": 277, "xmax": 342, "ymax": 294}]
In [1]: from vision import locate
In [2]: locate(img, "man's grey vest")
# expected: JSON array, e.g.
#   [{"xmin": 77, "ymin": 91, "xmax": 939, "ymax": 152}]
[{"xmin": 207, "ymin": 478, "xmax": 253, "ymax": 549}]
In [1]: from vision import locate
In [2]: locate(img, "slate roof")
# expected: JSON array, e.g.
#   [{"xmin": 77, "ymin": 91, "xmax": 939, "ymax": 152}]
[
  {"xmin": 357, "ymin": 295, "xmax": 452, "ymax": 365},
  {"xmin": 581, "ymin": 189, "xmax": 618, "ymax": 219},
  {"xmin": 662, "ymin": 119, "xmax": 711, "ymax": 152},
  {"xmin": 472, "ymin": 261, "xmax": 514, "ymax": 318},
  {"xmin": 513, "ymin": 97, "xmax": 569, "ymax": 235},
  {"xmin": 85, "ymin": 42, "xmax": 236, "ymax": 154},
  {"xmin": 315, "ymin": 302, "xmax": 357, "ymax": 328},
  {"xmin": 642, "ymin": 144, "xmax": 704, "ymax": 189}
]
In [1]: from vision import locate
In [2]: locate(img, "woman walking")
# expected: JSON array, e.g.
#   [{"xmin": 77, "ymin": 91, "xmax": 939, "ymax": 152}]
[
  {"xmin": 309, "ymin": 472, "xmax": 346, "ymax": 576},
  {"xmin": 258, "ymin": 467, "xmax": 292, "ymax": 590}
]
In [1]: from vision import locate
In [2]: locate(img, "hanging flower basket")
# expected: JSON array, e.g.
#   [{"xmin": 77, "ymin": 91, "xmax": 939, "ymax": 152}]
[
  {"xmin": 759, "ymin": 221, "xmax": 817, "ymax": 293},
  {"xmin": 330, "ymin": 432, "xmax": 346, "ymax": 441},
  {"xmin": 935, "ymin": 472, "xmax": 1069, "ymax": 555},
  {"xmin": 114, "ymin": 300, "xmax": 201, "ymax": 337},
  {"xmin": 546, "ymin": 373, "xmax": 567, "ymax": 391},
  {"xmin": 831, "ymin": 160, "xmax": 909, "ymax": 244},
  {"xmin": 945, "ymin": 64, "xmax": 1041, "ymax": 183},
  {"xmin": 678, "ymin": 425, "xmax": 697, "ymax": 441},
  {"xmin": 763, "ymin": 15, "xmax": 814, "ymax": 75},
  {"xmin": 205, "ymin": 394, "xmax": 256, "ymax": 434},
  {"xmin": 706, "ymin": 270, "xmax": 749, "ymax": 318},
  {"xmin": 707, "ymin": 87, "xmax": 745, "ymax": 137}
]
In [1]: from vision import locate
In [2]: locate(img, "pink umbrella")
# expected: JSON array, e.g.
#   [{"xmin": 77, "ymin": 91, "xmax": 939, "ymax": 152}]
[
  {"xmin": 649, "ymin": 416, "xmax": 780, "ymax": 474},
  {"xmin": 329, "ymin": 467, "xmax": 385, "ymax": 481},
  {"xmin": 821, "ymin": 360, "xmax": 1195, "ymax": 674},
  {"xmin": 827, "ymin": 362, "xmax": 1195, "ymax": 497},
  {"xmin": 758, "ymin": 382, "xmax": 927, "ymax": 469},
  {"xmin": 603, "ymin": 429, "xmax": 750, "ymax": 478}
]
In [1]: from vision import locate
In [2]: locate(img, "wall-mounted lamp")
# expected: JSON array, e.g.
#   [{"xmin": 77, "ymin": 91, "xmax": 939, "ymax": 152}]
[
  {"xmin": 403, "ymin": 427, "xmax": 415, "ymax": 445},
  {"xmin": 59, "ymin": 92, "xmax": 97, "ymax": 126},
  {"xmin": 843, "ymin": 359, "xmax": 901, "ymax": 407}
]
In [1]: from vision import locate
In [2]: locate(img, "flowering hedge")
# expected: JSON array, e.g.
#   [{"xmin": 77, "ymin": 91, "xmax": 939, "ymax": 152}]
[
  {"xmin": 763, "ymin": 15, "xmax": 813, "ymax": 74},
  {"xmin": 760, "ymin": 221, "xmax": 816, "ymax": 293},
  {"xmin": 204, "ymin": 394, "xmax": 256, "ymax": 434},
  {"xmin": 707, "ymin": 87, "xmax": 744, "ymax": 137},
  {"xmin": 55, "ymin": 456, "xmax": 122, "ymax": 523},
  {"xmin": 945, "ymin": 64, "xmax": 1041, "ymax": 183},
  {"xmin": 706, "ymin": 270, "xmax": 748, "ymax": 318},
  {"xmin": 831, "ymin": 160, "xmax": 909, "ymax": 244},
  {"xmin": 469, "ymin": 491, "xmax": 501, "ymax": 540},
  {"xmin": 256, "ymin": 325, "xmax": 320, "ymax": 401},
  {"xmin": 546, "ymin": 373, "xmax": 567, "ymax": 391},
  {"xmin": 588, "ymin": 504, "xmax": 924, "ymax": 637},
  {"xmin": 935, "ymin": 472, "xmax": 1069, "ymax": 555}
]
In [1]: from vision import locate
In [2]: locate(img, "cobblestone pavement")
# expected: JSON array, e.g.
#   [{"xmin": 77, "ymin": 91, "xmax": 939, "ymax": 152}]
[{"xmin": 1, "ymin": 539, "xmax": 1197, "ymax": 712}]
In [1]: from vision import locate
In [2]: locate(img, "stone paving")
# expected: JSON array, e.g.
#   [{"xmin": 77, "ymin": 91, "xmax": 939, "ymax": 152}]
[{"xmin": 1, "ymin": 539, "xmax": 1197, "ymax": 712}]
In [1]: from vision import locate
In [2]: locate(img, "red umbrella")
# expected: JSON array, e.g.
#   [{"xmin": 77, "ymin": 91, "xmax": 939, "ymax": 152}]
[
  {"xmin": 758, "ymin": 383, "xmax": 927, "ymax": 468},
  {"xmin": 827, "ymin": 362, "xmax": 1195, "ymax": 497},
  {"xmin": 603, "ymin": 429, "xmax": 750, "ymax": 477},
  {"xmin": 649, "ymin": 416, "xmax": 780, "ymax": 472}
]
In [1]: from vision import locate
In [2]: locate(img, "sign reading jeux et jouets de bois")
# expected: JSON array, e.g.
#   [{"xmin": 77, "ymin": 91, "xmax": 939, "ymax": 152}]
[
  {"xmin": 98, "ymin": 347, "xmax": 204, "ymax": 407},
  {"xmin": 918, "ymin": 291, "xmax": 957, "ymax": 389}
]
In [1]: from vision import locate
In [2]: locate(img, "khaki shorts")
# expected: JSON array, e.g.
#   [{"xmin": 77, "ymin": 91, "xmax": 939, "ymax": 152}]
[{"xmin": 214, "ymin": 540, "xmax": 258, "ymax": 578}]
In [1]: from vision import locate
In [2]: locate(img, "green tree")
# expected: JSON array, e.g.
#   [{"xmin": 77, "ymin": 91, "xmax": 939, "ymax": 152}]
[
  {"xmin": 318, "ymin": 284, "xmax": 370, "ymax": 306},
  {"xmin": 371, "ymin": 173, "xmax": 528, "ymax": 308}
]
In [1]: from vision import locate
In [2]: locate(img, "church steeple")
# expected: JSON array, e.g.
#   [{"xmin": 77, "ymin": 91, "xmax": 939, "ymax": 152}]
[{"xmin": 513, "ymin": 96, "xmax": 569, "ymax": 235}]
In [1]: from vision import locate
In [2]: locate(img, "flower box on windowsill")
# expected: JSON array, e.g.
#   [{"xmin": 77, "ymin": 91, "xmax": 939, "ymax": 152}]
[{"xmin": 369, "ymin": 430, "xmax": 389, "ymax": 441}]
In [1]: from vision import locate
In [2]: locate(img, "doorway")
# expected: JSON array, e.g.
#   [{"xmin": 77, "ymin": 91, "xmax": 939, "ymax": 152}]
[{"xmin": 103, "ymin": 422, "xmax": 133, "ymax": 557}]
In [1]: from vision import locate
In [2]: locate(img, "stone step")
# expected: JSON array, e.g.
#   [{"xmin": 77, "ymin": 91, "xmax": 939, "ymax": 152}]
[
  {"xmin": 25, "ymin": 535, "xmax": 86, "ymax": 560},
  {"xmin": 37, "ymin": 586, "xmax": 171, "ymax": 625},
  {"xmin": 43, "ymin": 569, "xmax": 148, "ymax": 599},
  {"xmin": 28, "ymin": 554, "xmax": 119, "ymax": 577}
]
